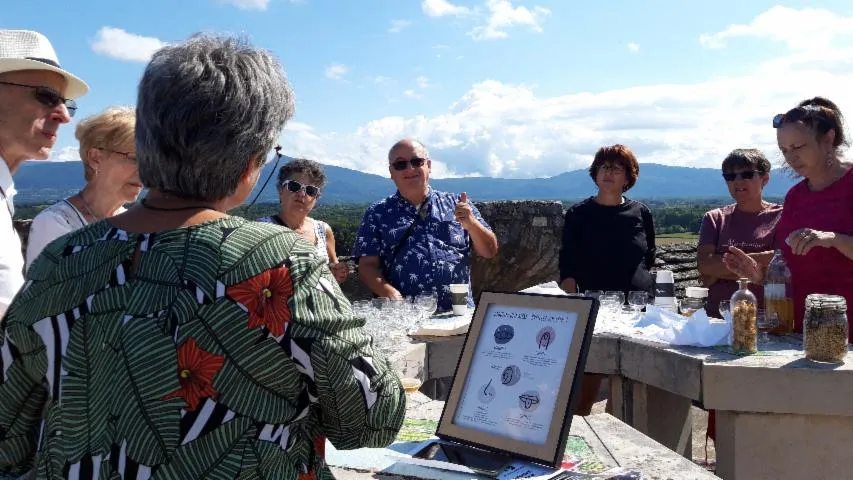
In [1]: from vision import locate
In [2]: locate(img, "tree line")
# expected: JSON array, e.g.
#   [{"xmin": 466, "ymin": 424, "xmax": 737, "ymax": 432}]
[{"xmin": 15, "ymin": 197, "xmax": 784, "ymax": 257}]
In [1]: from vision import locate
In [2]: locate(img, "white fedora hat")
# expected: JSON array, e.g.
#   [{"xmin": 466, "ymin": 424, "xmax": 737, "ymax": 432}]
[{"xmin": 0, "ymin": 30, "xmax": 88, "ymax": 99}]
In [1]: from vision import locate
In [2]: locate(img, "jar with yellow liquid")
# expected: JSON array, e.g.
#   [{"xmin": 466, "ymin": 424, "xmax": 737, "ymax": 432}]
[{"xmin": 764, "ymin": 249, "xmax": 794, "ymax": 334}]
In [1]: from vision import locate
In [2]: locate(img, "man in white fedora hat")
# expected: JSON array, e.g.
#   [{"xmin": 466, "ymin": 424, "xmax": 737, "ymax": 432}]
[{"xmin": 0, "ymin": 30, "xmax": 88, "ymax": 317}]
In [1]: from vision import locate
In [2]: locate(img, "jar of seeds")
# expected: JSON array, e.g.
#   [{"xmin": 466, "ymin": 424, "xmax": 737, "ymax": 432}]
[
  {"xmin": 729, "ymin": 278, "xmax": 757, "ymax": 354},
  {"xmin": 803, "ymin": 294, "xmax": 848, "ymax": 364}
]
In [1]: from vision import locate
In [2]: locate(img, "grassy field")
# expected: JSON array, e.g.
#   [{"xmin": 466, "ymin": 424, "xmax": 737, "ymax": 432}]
[{"xmin": 657, "ymin": 232, "xmax": 699, "ymax": 246}]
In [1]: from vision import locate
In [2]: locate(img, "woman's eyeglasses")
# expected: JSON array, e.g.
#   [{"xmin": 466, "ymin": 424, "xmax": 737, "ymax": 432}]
[
  {"xmin": 391, "ymin": 156, "xmax": 427, "ymax": 171},
  {"xmin": 97, "ymin": 147, "xmax": 136, "ymax": 162},
  {"xmin": 722, "ymin": 171, "xmax": 759, "ymax": 182},
  {"xmin": 281, "ymin": 179, "xmax": 320, "ymax": 198},
  {"xmin": 0, "ymin": 81, "xmax": 77, "ymax": 117}
]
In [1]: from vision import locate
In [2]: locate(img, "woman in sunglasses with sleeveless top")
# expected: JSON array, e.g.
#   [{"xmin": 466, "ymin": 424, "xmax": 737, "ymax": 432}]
[
  {"xmin": 258, "ymin": 158, "xmax": 350, "ymax": 283},
  {"xmin": 697, "ymin": 149, "xmax": 782, "ymax": 318}
]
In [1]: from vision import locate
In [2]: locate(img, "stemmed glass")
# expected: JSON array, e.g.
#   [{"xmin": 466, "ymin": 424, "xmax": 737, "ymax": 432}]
[
  {"xmin": 599, "ymin": 294, "xmax": 621, "ymax": 316},
  {"xmin": 756, "ymin": 309, "xmax": 777, "ymax": 346},
  {"xmin": 628, "ymin": 291, "xmax": 648, "ymax": 315},
  {"xmin": 719, "ymin": 300, "xmax": 731, "ymax": 322},
  {"xmin": 414, "ymin": 294, "xmax": 438, "ymax": 322},
  {"xmin": 605, "ymin": 291, "xmax": 625, "ymax": 306}
]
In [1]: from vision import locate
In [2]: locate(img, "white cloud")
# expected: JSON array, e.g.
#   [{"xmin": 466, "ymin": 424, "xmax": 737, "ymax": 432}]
[
  {"xmin": 276, "ymin": 7, "xmax": 853, "ymax": 180},
  {"xmin": 50, "ymin": 146, "xmax": 80, "ymax": 162},
  {"xmin": 627, "ymin": 42, "xmax": 640, "ymax": 53},
  {"xmin": 468, "ymin": 0, "xmax": 550, "ymax": 41},
  {"xmin": 91, "ymin": 27, "xmax": 166, "ymax": 62},
  {"xmin": 216, "ymin": 0, "xmax": 270, "ymax": 10},
  {"xmin": 389, "ymin": 19, "xmax": 412, "ymax": 33},
  {"xmin": 324, "ymin": 63, "xmax": 349, "ymax": 81},
  {"xmin": 699, "ymin": 6, "xmax": 853, "ymax": 51},
  {"xmin": 374, "ymin": 76, "xmax": 392, "ymax": 84},
  {"xmin": 415, "ymin": 76, "xmax": 432, "ymax": 89},
  {"xmin": 403, "ymin": 89, "xmax": 423, "ymax": 100},
  {"xmin": 422, "ymin": 0, "xmax": 471, "ymax": 17}
]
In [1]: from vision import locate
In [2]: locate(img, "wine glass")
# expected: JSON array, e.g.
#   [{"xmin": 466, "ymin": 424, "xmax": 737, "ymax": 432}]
[
  {"xmin": 599, "ymin": 294, "xmax": 621, "ymax": 316},
  {"xmin": 585, "ymin": 290, "xmax": 604, "ymax": 299},
  {"xmin": 628, "ymin": 291, "xmax": 648, "ymax": 315},
  {"xmin": 605, "ymin": 291, "xmax": 625, "ymax": 306},
  {"xmin": 414, "ymin": 293, "xmax": 438, "ymax": 321},
  {"xmin": 756, "ymin": 309, "xmax": 777, "ymax": 346},
  {"xmin": 398, "ymin": 357, "xmax": 424, "ymax": 396},
  {"xmin": 719, "ymin": 300, "xmax": 731, "ymax": 321}
]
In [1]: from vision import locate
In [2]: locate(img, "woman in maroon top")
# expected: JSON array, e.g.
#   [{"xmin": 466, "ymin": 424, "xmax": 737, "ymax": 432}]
[
  {"xmin": 697, "ymin": 149, "xmax": 782, "ymax": 318},
  {"xmin": 725, "ymin": 97, "xmax": 853, "ymax": 338}
]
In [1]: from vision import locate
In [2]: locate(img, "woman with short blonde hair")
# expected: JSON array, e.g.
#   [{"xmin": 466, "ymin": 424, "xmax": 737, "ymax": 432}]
[{"xmin": 25, "ymin": 105, "xmax": 142, "ymax": 270}]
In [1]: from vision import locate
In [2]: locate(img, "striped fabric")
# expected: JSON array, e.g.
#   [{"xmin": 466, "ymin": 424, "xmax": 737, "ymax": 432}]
[{"xmin": 0, "ymin": 217, "xmax": 405, "ymax": 479}]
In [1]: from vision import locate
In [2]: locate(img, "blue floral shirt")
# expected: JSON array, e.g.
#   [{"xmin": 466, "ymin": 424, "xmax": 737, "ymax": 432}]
[{"xmin": 352, "ymin": 187, "xmax": 491, "ymax": 311}]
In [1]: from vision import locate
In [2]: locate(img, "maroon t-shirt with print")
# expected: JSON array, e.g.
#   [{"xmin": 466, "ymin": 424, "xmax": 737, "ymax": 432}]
[{"xmin": 698, "ymin": 203, "xmax": 783, "ymax": 317}]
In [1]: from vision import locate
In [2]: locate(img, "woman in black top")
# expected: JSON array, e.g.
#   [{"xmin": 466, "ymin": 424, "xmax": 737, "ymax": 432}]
[
  {"xmin": 559, "ymin": 144, "xmax": 656, "ymax": 414},
  {"xmin": 559, "ymin": 144, "xmax": 656, "ymax": 295}
]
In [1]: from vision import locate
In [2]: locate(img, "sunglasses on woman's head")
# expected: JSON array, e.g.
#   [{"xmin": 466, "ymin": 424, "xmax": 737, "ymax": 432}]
[
  {"xmin": 772, "ymin": 105, "xmax": 822, "ymax": 128},
  {"xmin": 0, "ymin": 81, "xmax": 77, "ymax": 117},
  {"xmin": 722, "ymin": 171, "xmax": 758, "ymax": 182},
  {"xmin": 281, "ymin": 179, "xmax": 320, "ymax": 197},
  {"xmin": 391, "ymin": 156, "xmax": 427, "ymax": 171}
]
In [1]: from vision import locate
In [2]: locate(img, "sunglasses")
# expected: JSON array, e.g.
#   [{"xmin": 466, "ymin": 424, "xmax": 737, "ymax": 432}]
[
  {"xmin": 722, "ymin": 171, "xmax": 760, "ymax": 182},
  {"xmin": 281, "ymin": 179, "xmax": 320, "ymax": 197},
  {"xmin": 772, "ymin": 105, "xmax": 822, "ymax": 128},
  {"xmin": 391, "ymin": 156, "xmax": 427, "ymax": 171},
  {"xmin": 0, "ymin": 81, "xmax": 77, "ymax": 117}
]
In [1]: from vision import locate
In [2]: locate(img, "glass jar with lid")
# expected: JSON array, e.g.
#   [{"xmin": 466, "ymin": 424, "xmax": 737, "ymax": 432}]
[
  {"xmin": 680, "ymin": 286, "xmax": 709, "ymax": 317},
  {"xmin": 803, "ymin": 294, "xmax": 848, "ymax": 363},
  {"xmin": 730, "ymin": 278, "xmax": 757, "ymax": 354}
]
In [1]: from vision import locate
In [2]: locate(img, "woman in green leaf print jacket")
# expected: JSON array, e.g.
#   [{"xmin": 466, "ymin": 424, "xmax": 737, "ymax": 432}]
[{"xmin": 0, "ymin": 34, "xmax": 405, "ymax": 479}]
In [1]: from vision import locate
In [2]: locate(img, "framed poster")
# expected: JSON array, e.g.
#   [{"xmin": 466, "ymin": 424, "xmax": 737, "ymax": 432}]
[{"xmin": 434, "ymin": 291, "xmax": 598, "ymax": 468}]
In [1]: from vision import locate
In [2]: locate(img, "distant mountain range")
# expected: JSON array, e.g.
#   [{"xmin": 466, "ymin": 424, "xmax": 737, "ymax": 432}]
[{"xmin": 13, "ymin": 159, "xmax": 800, "ymax": 205}]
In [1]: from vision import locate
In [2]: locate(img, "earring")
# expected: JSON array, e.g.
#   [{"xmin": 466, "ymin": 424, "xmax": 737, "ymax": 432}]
[{"xmin": 825, "ymin": 151, "xmax": 834, "ymax": 168}]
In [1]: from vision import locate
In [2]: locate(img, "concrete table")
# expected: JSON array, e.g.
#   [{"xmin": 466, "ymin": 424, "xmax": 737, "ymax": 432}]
[
  {"xmin": 326, "ymin": 393, "xmax": 717, "ymax": 479},
  {"xmin": 410, "ymin": 330, "xmax": 853, "ymax": 480}
]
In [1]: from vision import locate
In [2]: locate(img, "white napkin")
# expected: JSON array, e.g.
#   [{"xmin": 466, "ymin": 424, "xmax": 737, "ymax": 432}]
[
  {"xmin": 635, "ymin": 305, "xmax": 729, "ymax": 347},
  {"xmin": 519, "ymin": 281, "xmax": 570, "ymax": 296}
]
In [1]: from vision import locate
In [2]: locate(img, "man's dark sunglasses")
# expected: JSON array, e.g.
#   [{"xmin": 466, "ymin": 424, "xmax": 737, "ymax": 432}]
[
  {"xmin": 281, "ymin": 179, "xmax": 320, "ymax": 197},
  {"xmin": 772, "ymin": 105, "xmax": 821, "ymax": 128},
  {"xmin": 0, "ymin": 81, "xmax": 77, "ymax": 117},
  {"xmin": 722, "ymin": 171, "xmax": 759, "ymax": 182},
  {"xmin": 391, "ymin": 156, "xmax": 427, "ymax": 171}
]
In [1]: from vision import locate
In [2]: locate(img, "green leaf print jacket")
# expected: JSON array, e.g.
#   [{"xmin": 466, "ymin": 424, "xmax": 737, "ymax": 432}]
[{"xmin": 0, "ymin": 217, "xmax": 405, "ymax": 479}]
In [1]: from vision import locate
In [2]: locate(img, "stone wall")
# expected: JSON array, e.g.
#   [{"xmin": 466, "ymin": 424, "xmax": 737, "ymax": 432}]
[
  {"xmin": 337, "ymin": 200, "xmax": 699, "ymax": 300},
  {"xmin": 13, "ymin": 203, "xmax": 701, "ymax": 298}
]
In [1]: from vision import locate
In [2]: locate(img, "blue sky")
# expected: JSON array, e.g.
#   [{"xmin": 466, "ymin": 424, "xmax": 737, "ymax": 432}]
[{"xmin": 6, "ymin": 0, "xmax": 853, "ymax": 178}]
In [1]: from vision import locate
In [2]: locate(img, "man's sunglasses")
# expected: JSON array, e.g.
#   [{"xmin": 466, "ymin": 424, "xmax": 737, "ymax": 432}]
[
  {"xmin": 281, "ymin": 179, "xmax": 320, "ymax": 197},
  {"xmin": 0, "ymin": 81, "xmax": 77, "ymax": 117},
  {"xmin": 391, "ymin": 156, "xmax": 427, "ymax": 171},
  {"xmin": 722, "ymin": 171, "xmax": 760, "ymax": 182}
]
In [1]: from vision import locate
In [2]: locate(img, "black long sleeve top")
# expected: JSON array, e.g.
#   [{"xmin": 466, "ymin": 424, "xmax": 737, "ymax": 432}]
[{"xmin": 559, "ymin": 197, "xmax": 657, "ymax": 295}]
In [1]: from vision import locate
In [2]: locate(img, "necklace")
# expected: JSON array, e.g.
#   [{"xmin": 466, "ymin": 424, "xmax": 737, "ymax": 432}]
[
  {"xmin": 77, "ymin": 190, "xmax": 101, "ymax": 222},
  {"xmin": 141, "ymin": 198, "xmax": 215, "ymax": 212}
]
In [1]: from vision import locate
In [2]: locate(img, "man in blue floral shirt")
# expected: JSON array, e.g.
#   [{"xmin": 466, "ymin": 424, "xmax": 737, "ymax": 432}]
[{"xmin": 353, "ymin": 138, "xmax": 499, "ymax": 311}]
